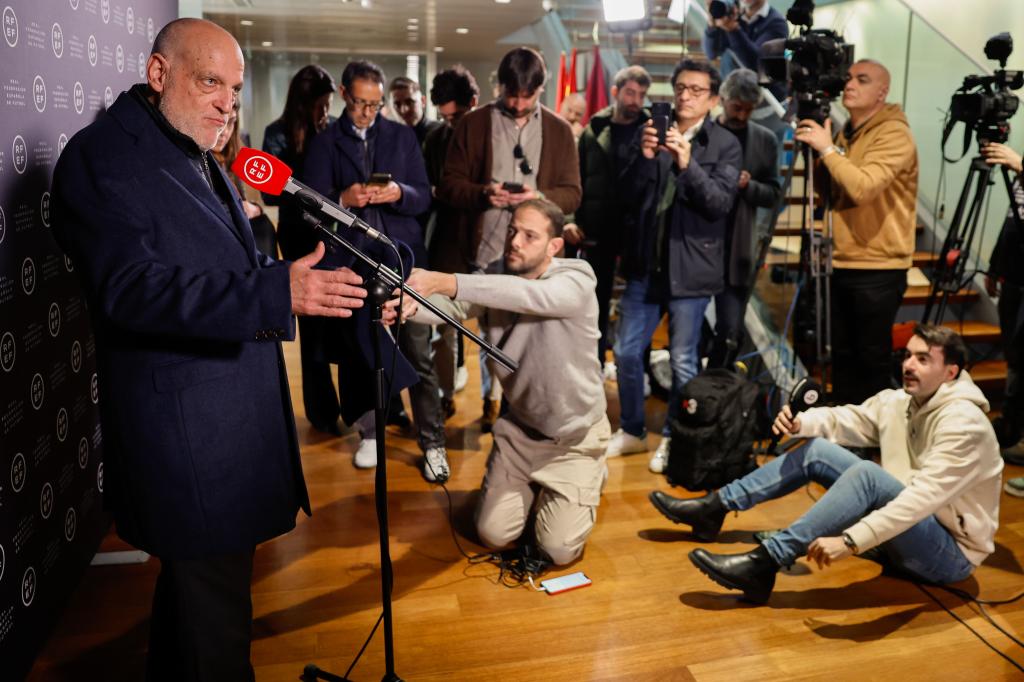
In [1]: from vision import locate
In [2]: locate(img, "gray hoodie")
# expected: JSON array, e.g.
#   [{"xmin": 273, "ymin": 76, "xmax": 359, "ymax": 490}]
[
  {"xmin": 796, "ymin": 371, "xmax": 1002, "ymax": 566},
  {"xmin": 414, "ymin": 258, "xmax": 605, "ymax": 443}
]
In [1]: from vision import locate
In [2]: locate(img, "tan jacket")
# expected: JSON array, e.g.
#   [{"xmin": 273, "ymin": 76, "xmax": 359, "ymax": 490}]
[
  {"xmin": 796, "ymin": 372, "xmax": 1003, "ymax": 566},
  {"xmin": 822, "ymin": 103, "xmax": 919, "ymax": 269}
]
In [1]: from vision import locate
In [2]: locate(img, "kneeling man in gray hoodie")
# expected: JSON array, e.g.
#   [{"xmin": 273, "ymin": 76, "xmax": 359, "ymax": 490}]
[
  {"xmin": 650, "ymin": 324, "xmax": 1002, "ymax": 602},
  {"xmin": 407, "ymin": 198, "xmax": 609, "ymax": 565}
]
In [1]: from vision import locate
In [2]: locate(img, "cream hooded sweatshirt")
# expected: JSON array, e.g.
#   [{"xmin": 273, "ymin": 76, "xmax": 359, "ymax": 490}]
[{"xmin": 796, "ymin": 371, "xmax": 1002, "ymax": 566}]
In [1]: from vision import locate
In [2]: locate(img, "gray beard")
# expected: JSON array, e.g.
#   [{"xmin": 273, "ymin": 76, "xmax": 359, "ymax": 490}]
[{"xmin": 158, "ymin": 97, "xmax": 217, "ymax": 152}]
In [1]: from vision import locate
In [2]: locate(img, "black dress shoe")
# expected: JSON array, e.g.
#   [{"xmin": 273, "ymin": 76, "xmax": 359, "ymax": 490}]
[
  {"xmin": 648, "ymin": 490, "xmax": 727, "ymax": 541},
  {"xmin": 689, "ymin": 545, "xmax": 778, "ymax": 604}
]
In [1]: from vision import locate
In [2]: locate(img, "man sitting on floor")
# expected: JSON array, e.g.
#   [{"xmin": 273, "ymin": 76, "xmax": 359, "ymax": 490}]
[
  {"xmin": 649, "ymin": 324, "xmax": 1003, "ymax": 603},
  {"xmin": 406, "ymin": 199, "xmax": 609, "ymax": 565}
]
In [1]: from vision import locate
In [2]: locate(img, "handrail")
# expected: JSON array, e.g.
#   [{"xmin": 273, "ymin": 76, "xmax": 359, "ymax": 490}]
[{"xmin": 890, "ymin": 0, "xmax": 992, "ymax": 74}]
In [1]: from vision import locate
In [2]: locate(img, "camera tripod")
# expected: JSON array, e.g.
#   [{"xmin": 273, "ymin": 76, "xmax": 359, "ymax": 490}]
[
  {"xmin": 922, "ymin": 153, "xmax": 1024, "ymax": 324},
  {"xmin": 749, "ymin": 137, "xmax": 835, "ymax": 395}
]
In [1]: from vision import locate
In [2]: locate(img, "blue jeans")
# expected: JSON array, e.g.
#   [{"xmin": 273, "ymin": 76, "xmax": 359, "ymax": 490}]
[
  {"xmin": 718, "ymin": 438, "xmax": 974, "ymax": 584},
  {"xmin": 613, "ymin": 276, "xmax": 709, "ymax": 437}
]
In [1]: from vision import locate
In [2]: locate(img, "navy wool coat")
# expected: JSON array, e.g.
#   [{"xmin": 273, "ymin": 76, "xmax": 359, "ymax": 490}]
[{"xmin": 51, "ymin": 87, "xmax": 310, "ymax": 559}]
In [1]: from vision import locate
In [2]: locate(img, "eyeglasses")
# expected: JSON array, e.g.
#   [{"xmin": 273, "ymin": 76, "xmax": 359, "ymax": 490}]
[
  {"xmin": 673, "ymin": 83, "xmax": 711, "ymax": 97},
  {"xmin": 513, "ymin": 143, "xmax": 533, "ymax": 175},
  {"xmin": 348, "ymin": 96, "xmax": 385, "ymax": 112}
]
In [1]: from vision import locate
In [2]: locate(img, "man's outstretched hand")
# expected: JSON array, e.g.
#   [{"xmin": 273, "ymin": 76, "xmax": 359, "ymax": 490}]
[{"xmin": 289, "ymin": 242, "xmax": 367, "ymax": 317}]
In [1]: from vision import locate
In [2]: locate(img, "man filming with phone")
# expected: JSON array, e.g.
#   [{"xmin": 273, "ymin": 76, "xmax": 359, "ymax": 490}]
[{"xmin": 606, "ymin": 59, "xmax": 742, "ymax": 467}]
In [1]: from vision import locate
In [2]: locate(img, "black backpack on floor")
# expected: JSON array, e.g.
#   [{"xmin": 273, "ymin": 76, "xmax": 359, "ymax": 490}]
[{"xmin": 666, "ymin": 368, "xmax": 761, "ymax": 491}]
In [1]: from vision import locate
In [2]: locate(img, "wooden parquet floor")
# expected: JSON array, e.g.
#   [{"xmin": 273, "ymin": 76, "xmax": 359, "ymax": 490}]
[{"xmin": 26, "ymin": 325, "xmax": 1024, "ymax": 681}]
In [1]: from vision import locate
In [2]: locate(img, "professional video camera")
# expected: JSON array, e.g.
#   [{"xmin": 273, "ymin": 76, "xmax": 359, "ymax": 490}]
[
  {"xmin": 759, "ymin": 0, "xmax": 855, "ymax": 122},
  {"xmin": 708, "ymin": 0, "xmax": 736, "ymax": 20},
  {"xmin": 946, "ymin": 32, "xmax": 1022, "ymax": 146}
]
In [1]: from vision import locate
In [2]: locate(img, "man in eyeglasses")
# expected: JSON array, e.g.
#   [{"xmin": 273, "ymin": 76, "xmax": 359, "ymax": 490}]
[
  {"xmin": 438, "ymin": 46, "xmax": 582, "ymax": 433},
  {"xmin": 304, "ymin": 60, "xmax": 451, "ymax": 484},
  {"xmin": 606, "ymin": 58, "xmax": 742, "ymax": 465}
]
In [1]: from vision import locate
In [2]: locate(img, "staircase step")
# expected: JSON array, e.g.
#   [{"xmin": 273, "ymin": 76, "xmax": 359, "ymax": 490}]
[
  {"xmin": 941, "ymin": 320, "xmax": 1002, "ymax": 344},
  {"xmin": 773, "ymin": 220, "xmax": 926, "ymax": 237},
  {"xmin": 968, "ymin": 359, "xmax": 1007, "ymax": 391},
  {"xmin": 902, "ymin": 285, "xmax": 978, "ymax": 306},
  {"xmin": 765, "ymin": 250, "xmax": 940, "ymax": 270}
]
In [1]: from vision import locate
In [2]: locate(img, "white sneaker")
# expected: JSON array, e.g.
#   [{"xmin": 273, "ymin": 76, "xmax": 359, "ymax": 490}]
[
  {"xmin": 354, "ymin": 437, "xmax": 378, "ymax": 469},
  {"xmin": 605, "ymin": 429, "xmax": 648, "ymax": 457},
  {"xmin": 454, "ymin": 365, "xmax": 469, "ymax": 393},
  {"xmin": 649, "ymin": 437, "xmax": 671, "ymax": 474},
  {"xmin": 603, "ymin": 361, "xmax": 618, "ymax": 382},
  {"xmin": 423, "ymin": 447, "xmax": 450, "ymax": 483},
  {"xmin": 643, "ymin": 373, "xmax": 651, "ymax": 398}
]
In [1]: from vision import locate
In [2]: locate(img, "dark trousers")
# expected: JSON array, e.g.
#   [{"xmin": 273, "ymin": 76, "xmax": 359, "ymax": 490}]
[
  {"xmin": 585, "ymin": 242, "xmax": 618, "ymax": 362},
  {"xmin": 709, "ymin": 283, "xmax": 749, "ymax": 368},
  {"xmin": 830, "ymin": 268, "xmax": 908, "ymax": 405},
  {"xmin": 298, "ymin": 316, "xmax": 341, "ymax": 429},
  {"xmin": 397, "ymin": 320, "xmax": 445, "ymax": 450},
  {"xmin": 147, "ymin": 549, "xmax": 256, "ymax": 682}
]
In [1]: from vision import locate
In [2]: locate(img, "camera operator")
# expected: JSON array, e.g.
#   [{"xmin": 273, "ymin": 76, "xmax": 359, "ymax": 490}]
[
  {"xmin": 650, "ymin": 325, "xmax": 1002, "ymax": 604},
  {"xmin": 793, "ymin": 59, "xmax": 919, "ymax": 406},
  {"xmin": 702, "ymin": 0, "xmax": 788, "ymax": 102},
  {"xmin": 983, "ymin": 143, "xmax": 1024, "ymax": 478}
]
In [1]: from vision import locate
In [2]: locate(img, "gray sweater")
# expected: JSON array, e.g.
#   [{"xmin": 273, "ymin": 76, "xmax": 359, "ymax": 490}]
[{"xmin": 413, "ymin": 258, "xmax": 605, "ymax": 443}]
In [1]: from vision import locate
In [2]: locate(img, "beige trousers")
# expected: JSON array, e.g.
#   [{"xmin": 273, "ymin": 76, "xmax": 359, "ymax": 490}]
[{"xmin": 475, "ymin": 415, "xmax": 611, "ymax": 565}]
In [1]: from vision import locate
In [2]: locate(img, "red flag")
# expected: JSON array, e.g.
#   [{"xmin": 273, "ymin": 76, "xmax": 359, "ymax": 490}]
[
  {"xmin": 555, "ymin": 51, "xmax": 567, "ymax": 112},
  {"xmin": 567, "ymin": 48, "xmax": 578, "ymax": 94},
  {"xmin": 583, "ymin": 46, "xmax": 609, "ymax": 125}
]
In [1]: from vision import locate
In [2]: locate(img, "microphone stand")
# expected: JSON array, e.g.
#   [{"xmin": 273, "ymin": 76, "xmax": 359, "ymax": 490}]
[{"xmin": 297, "ymin": 212, "xmax": 517, "ymax": 682}]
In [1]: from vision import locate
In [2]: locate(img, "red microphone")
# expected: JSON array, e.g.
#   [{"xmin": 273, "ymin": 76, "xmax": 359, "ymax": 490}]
[
  {"xmin": 231, "ymin": 147, "xmax": 294, "ymax": 196},
  {"xmin": 231, "ymin": 147, "xmax": 394, "ymax": 246}
]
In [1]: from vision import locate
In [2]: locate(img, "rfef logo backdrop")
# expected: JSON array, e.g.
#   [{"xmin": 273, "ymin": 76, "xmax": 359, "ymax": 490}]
[{"xmin": 0, "ymin": 1, "xmax": 175, "ymax": 678}]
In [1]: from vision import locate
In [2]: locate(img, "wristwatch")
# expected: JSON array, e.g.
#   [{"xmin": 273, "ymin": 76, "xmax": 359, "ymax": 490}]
[{"xmin": 842, "ymin": 532, "xmax": 859, "ymax": 554}]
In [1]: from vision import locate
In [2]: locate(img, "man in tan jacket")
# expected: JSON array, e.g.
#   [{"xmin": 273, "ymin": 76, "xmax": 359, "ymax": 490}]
[
  {"xmin": 649, "ymin": 324, "xmax": 1002, "ymax": 603},
  {"xmin": 794, "ymin": 59, "xmax": 919, "ymax": 405}
]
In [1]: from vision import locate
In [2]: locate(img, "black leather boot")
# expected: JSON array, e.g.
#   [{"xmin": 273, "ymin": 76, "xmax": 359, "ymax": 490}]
[
  {"xmin": 688, "ymin": 544, "xmax": 779, "ymax": 604},
  {"xmin": 648, "ymin": 490, "xmax": 727, "ymax": 541}
]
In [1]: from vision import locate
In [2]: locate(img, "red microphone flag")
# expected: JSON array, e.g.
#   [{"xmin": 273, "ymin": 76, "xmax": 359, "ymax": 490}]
[{"xmin": 230, "ymin": 147, "xmax": 293, "ymax": 196}]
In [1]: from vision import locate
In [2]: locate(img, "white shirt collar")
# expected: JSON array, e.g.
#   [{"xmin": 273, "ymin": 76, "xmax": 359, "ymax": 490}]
[
  {"xmin": 746, "ymin": 2, "xmax": 771, "ymax": 21},
  {"xmin": 682, "ymin": 117, "xmax": 704, "ymax": 143}
]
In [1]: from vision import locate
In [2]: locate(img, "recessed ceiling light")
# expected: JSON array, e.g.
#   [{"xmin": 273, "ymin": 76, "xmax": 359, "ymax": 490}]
[
  {"xmin": 408, "ymin": 18, "xmax": 419, "ymax": 23},
  {"xmin": 495, "ymin": 0, "xmax": 511, "ymax": 4},
  {"xmin": 455, "ymin": 27, "xmax": 469, "ymax": 34},
  {"xmin": 434, "ymin": 46, "xmax": 445, "ymax": 52},
  {"xmin": 407, "ymin": 25, "xmax": 418, "ymax": 31},
  {"xmin": 240, "ymin": 19, "xmax": 254, "ymax": 26},
  {"xmin": 261, "ymin": 40, "xmax": 273, "ymax": 47},
  {"xmin": 360, "ymin": 0, "xmax": 371, "ymax": 8}
]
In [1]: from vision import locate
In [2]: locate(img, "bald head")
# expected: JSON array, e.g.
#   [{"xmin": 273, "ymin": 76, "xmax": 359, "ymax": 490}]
[
  {"xmin": 558, "ymin": 92, "xmax": 586, "ymax": 125},
  {"xmin": 842, "ymin": 58, "xmax": 891, "ymax": 126},
  {"xmin": 147, "ymin": 18, "xmax": 244, "ymax": 151}
]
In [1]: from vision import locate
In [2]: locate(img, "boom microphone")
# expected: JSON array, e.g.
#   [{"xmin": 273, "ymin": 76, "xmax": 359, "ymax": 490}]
[
  {"xmin": 766, "ymin": 377, "xmax": 822, "ymax": 454},
  {"xmin": 231, "ymin": 147, "xmax": 394, "ymax": 247}
]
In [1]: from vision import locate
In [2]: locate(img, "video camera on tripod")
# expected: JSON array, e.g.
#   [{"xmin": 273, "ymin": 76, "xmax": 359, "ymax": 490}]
[
  {"xmin": 945, "ymin": 32, "xmax": 1022, "ymax": 150},
  {"xmin": 924, "ymin": 32, "xmax": 1024, "ymax": 325},
  {"xmin": 759, "ymin": 0, "xmax": 854, "ymax": 123}
]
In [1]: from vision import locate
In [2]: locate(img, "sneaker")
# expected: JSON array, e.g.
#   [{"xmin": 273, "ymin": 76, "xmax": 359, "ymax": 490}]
[
  {"xmin": 354, "ymin": 437, "xmax": 378, "ymax": 469},
  {"xmin": 603, "ymin": 361, "xmax": 618, "ymax": 382},
  {"xmin": 423, "ymin": 447, "xmax": 450, "ymax": 483},
  {"xmin": 454, "ymin": 365, "xmax": 469, "ymax": 393},
  {"xmin": 649, "ymin": 437, "xmax": 671, "ymax": 473},
  {"xmin": 605, "ymin": 428, "xmax": 648, "ymax": 457},
  {"xmin": 1004, "ymin": 476, "xmax": 1024, "ymax": 498},
  {"xmin": 643, "ymin": 373, "xmax": 651, "ymax": 398}
]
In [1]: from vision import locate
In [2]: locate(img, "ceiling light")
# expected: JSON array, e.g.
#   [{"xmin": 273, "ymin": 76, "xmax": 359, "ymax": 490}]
[
  {"xmin": 496, "ymin": 0, "xmax": 511, "ymax": 3},
  {"xmin": 602, "ymin": 0, "xmax": 652, "ymax": 31},
  {"xmin": 407, "ymin": 25, "xmax": 418, "ymax": 31},
  {"xmin": 360, "ymin": 0, "xmax": 371, "ymax": 8},
  {"xmin": 434, "ymin": 46, "xmax": 445, "ymax": 52},
  {"xmin": 261, "ymin": 40, "xmax": 273, "ymax": 47},
  {"xmin": 455, "ymin": 27, "xmax": 469, "ymax": 34},
  {"xmin": 240, "ymin": 19, "xmax": 254, "ymax": 26},
  {"xmin": 408, "ymin": 18, "xmax": 419, "ymax": 23}
]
